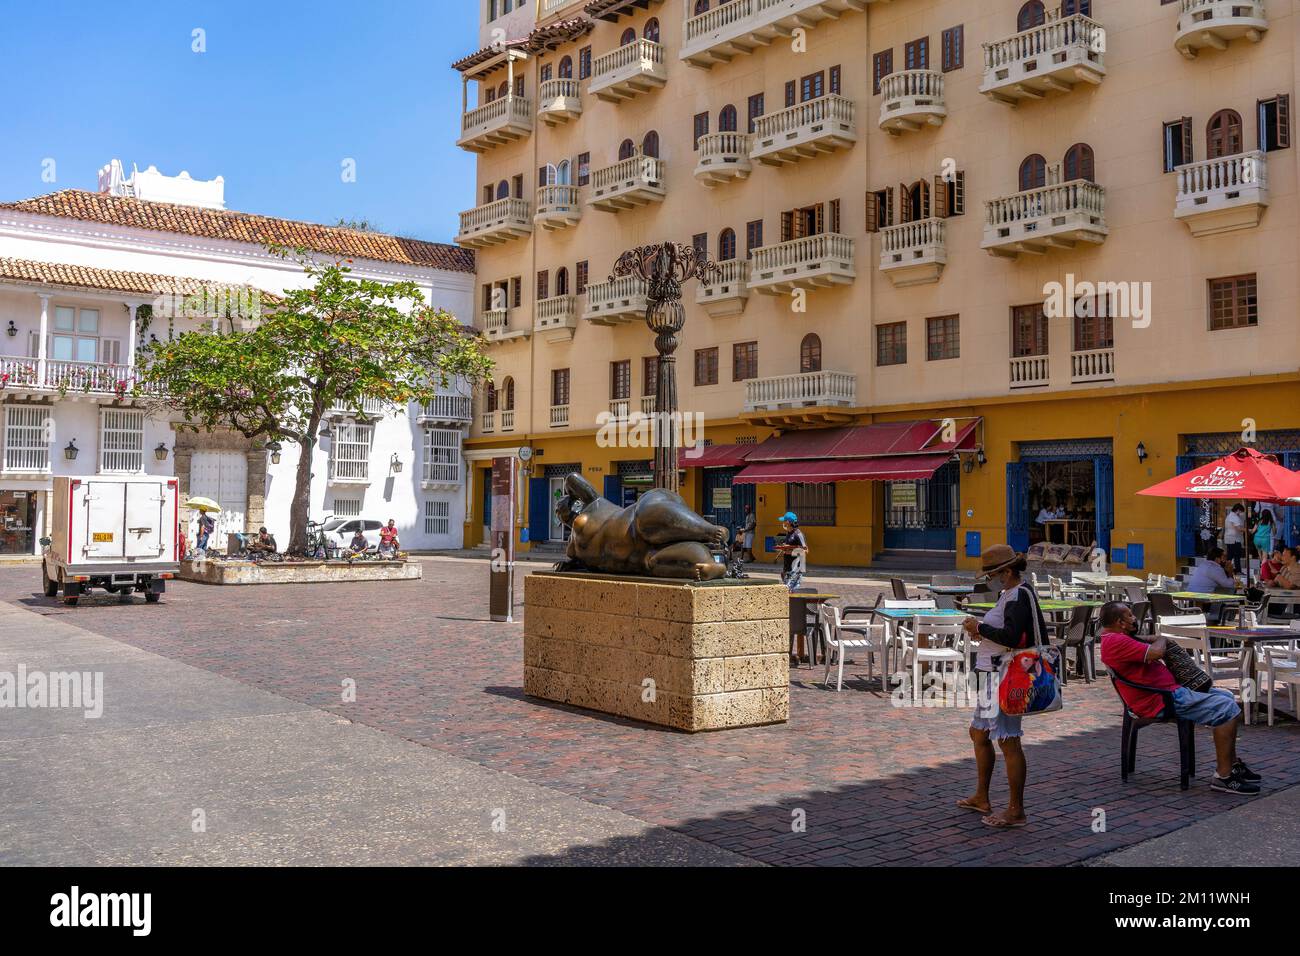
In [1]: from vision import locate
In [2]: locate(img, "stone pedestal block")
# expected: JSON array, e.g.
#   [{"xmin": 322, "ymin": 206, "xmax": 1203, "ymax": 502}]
[{"xmin": 523, "ymin": 571, "xmax": 789, "ymax": 732}]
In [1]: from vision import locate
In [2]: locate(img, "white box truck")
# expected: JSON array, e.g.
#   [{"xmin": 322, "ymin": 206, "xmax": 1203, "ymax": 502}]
[{"xmin": 41, "ymin": 475, "xmax": 181, "ymax": 606}]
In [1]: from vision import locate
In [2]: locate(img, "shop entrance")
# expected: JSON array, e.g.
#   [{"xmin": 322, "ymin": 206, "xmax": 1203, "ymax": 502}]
[
  {"xmin": 702, "ymin": 468, "xmax": 755, "ymax": 545},
  {"xmin": 883, "ymin": 461, "xmax": 960, "ymax": 551},
  {"xmin": 0, "ymin": 490, "xmax": 38, "ymax": 555},
  {"xmin": 1007, "ymin": 440, "xmax": 1113, "ymax": 553}
]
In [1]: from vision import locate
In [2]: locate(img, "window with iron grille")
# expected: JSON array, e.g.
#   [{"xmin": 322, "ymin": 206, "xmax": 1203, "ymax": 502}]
[
  {"xmin": 876, "ymin": 322, "xmax": 907, "ymax": 366},
  {"xmin": 926, "ymin": 315, "xmax": 960, "ymax": 361},
  {"xmin": 1011, "ymin": 304, "xmax": 1049, "ymax": 356},
  {"xmin": 787, "ymin": 483, "xmax": 835, "ymax": 526},
  {"xmin": 424, "ymin": 500, "xmax": 451, "ymax": 535},
  {"xmin": 3, "ymin": 405, "xmax": 49, "ymax": 472},
  {"xmin": 694, "ymin": 347, "xmax": 718, "ymax": 386},
  {"xmin": 99, "ymin": 407, "xmax": 144, "ymax": 473},
  {"xmin": 732, "ymin": 341, "xmax": 758, "ymax": 381},
  {"xmin": 551, "ymin": 368, "xmax": 570, "ymax": 406},
  {"xmin": 330, "ymin": 422, "xmax": 372, "ymax": 482},
  {"xmin": 1209, "ymin": 275, "xmax": 1258, "ymax": 331},
  {"xmin": 332, "ymin": 498, "xmax": 361, "ymax": 518},
  {"xmin": 423, "ymin": 428, "xmax": 462, "ymax": 483}
]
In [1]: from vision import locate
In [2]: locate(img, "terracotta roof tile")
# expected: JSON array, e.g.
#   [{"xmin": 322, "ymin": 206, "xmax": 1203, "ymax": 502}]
[
  {"xmin": 0, "ymin": 190, "xmax": 476, "ymax": 274},
  {"xmin": 0, "ymin": 256, "xmax": 277, "ymax": 300}
]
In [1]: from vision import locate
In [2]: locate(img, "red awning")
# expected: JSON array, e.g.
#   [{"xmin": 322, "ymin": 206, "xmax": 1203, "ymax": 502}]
[
  {"xmin": 733, "ymin": 455, "xmax": 955, "ymax": 485},
  {"xmin": 743, "ymin": 419, "xmax": 977, "ymax": 462},
  {"xmin": 677, "ymin": 443, "xmax": 756, "ymax": 469}
]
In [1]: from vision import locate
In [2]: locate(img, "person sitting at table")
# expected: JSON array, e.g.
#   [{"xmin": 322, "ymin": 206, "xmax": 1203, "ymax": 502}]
[
  {"xmin": 1035, "ymin": 498, "xmax": 1056, "ymax": 527},
  {"xmin": 1272, "ymin": 545, "xmax": 1300, "ymax": 591},
  {"xmin": 1099, "ymin": 602, "xmax": 1260, "ymax": 796},
  {"xmin": 1260, "ymin": 548, "xmax": 1282, "ymax": 586},
  {"xmin": 1184, "ymin": 546, "xmax": 1239, "ymax": 623}
]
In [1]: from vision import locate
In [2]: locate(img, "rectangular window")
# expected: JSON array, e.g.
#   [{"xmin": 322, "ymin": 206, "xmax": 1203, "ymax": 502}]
[
  {"xmin": 732, "ymin": 341, "xmax": 758, "ymax": 381},
  {"xmin": 330, "ymin": 422, "xmax": 372, "ymax": 482},
  {"xmin": 3, "ymin": 405, "xmax": 48, "ymax": 472},
  {"xmin": 876, "ymin": 322, "xmax": 907, "ymax": 366},
  {"xmin": 536, "ymin": 270, "xmax": 549, "ymax": 301},
  {"xmin": 784, "ymin": 80, "xmax": 796, "ymax": 107},
  {"xmin": 692, "ymin": 232, "xmax": 708, "ymax": 259},
  {"xmin": 511, "ymin": 277, "xmax": 522, "ymax": 309},
  {"xmin": 745, "ymin": 219, "xmax": 764, "ymax": 257},
  {"xmin": 424, "ymin": 500, "xmax": 451, "ymax": 536},
  {"xmin": 1258, "ymin": 95, "xmax": 1292, "ymax": 152},
  {"xmin": 872, "ymin": 49, "xmax": 893, "ymax": 95},
  {"xmin": 829, "ymin": 198, "xmax": 841, "ymax": 234},
  {"xmin": 52, "ymin": 306, "xmax": 100, "ymax": 364},
  {"xmin": 829, "ymin": 65, "xmax": 841, "ymax": 95},
  {"xmin": 926, "ymin": 315, "xmax": 960, "ymax": 361},
  {"xmin": 800, "ymin": 71, "xmax": 824, "ymax": 102},
  {"xmin": 694, "ymin": 347, "xmax": 719, "ymax": 386},
  {"xmin": 693, "ymin": 111, "xmax": 709, "ymax": 149},
  {"xmin": 610, "ymin": 360, "xmax": 631, "ymax": 400},
  {"xmin": 423, "ymin": 428, "xmax": 462, "ymax": 483},
  {"xmin": 1072, "ymin": 296, "xmax": 1115, "ymax": 351},
  {"xmin": 332, "ymin": 498, "xmax": 362, "ymax": 518},
  {"xmin": 904, "ymin": 37, "xmax": 929, "ymax": 71},
  {"xmin": 579, "ymin": 46, "xmax": 591, "ymax": 79},
  {"xmin": 512, "ymin": 174, "xmax": 523, "ymax": 198},
  {"xmin": 540, "ymin": 63, "xmax": 552, "ymax": 83},
  {"xmin": 747, "ymin": 93, "xmax": 765, "ymax": 133},
  {"xmin": 1011, "ymin": 304, "xmax": 1049, "ymax": 357},
  {"xmin": 1208, "ymin": 274, "xmax": 1258, "ymax": 330},
  {"xmin": 1163, "ymin": 117, "xmax": 1193, "ymax": 172},
  {"xmin": 576, "ymin": 260, "xmax": 589, "ymax": 294},
  {"xmin": 941, "ymin": 25, "xmax": 964, "ymax": 72},
  {"xmin": 643, "ymin": 356, "xmax": 658, "ymax": 397},
  {"xmin": 577, "ymin": 151, "xmax": 590, "ymax": 186},
  {"xmin": 99, "ymin": 407, "xmax": 144, "ymax": 473},
  {"xmin": 786, "ymin": 483, "xmax": 835, "ymax": 527},
  {"xmin": 551, "ymin": 368, "xmax": 570, "ymax": 406}
]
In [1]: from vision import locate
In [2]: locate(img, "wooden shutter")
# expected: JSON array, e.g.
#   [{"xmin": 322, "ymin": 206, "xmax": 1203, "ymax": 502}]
[
  {"xmin": 1181, "ymin": 116, "xmax": 1194, "ymax": 167},
  {"xmin": 781, "ymin": 211, "xmax": 794, "ymax": 242},
  {"xmin": 511, "ymin": 277, "xmax": 521, "ymax": 308},
  {"xmin": 27, "ymin": 330, "xmax": 40, "ymax": 358},
  {"xmin": 919, "ymin": 180, "xmax": 930, "ymax": 219},
  {"xmin": 829, "ymin": 65, "xmax": 841, "ymax": 95},
  {"xmin": 899, "ymin": 183, "xmax": 912, "ymax": 223},
  {"xmin": 1280, "ymin": 95, "xmax": 1292, "ymax": 148},
  {"xmin": 101, "ymin": 339, "xmax": 122, "ymax": 366},
  {"xmin": 933, "ymin": 177, "xmax": 949, "ymax": 218},
  {"xmin": 885, "ymin": 186, "xmax": 895, "ymax": 226},
  {"xmin": 829, "ymin": 199, "xmax": 840, "ymax": 234},
  {"xmin": 865, "ymin": 192, "xmax": 879, "ymax": 233},
  {"xmin": 813, "ymin": 203, "xmax": 825, "ymax": 236}
]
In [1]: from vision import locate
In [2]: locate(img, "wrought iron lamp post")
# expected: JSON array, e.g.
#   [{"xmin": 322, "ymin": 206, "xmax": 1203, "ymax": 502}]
[{"xmin": 608, "ymin": 243, "xmax": 716, "ymax": 494}]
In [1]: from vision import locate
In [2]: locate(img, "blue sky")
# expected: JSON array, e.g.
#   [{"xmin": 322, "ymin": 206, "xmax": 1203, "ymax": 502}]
[{"xmin": 0, "ymin": 1, "xmax": 479, "ymax": 243}]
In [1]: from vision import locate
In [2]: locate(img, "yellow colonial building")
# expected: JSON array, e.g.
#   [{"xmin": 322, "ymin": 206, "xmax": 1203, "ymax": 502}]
[{"xmin": 454, "ymin": 0, "xmax": 1299, "ymax": 575}]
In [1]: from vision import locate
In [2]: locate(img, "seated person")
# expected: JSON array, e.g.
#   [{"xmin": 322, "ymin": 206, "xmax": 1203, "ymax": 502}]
[
  {"xmin": 1272, "ymin": 545, "xmax": 1300, "ymax": 591},
  {"xmin": 1035, "ymin": 500, "xmax": 1056, "ymax": 527},
  {"xmin": 346, "ymin": 528, "xmax": 370, "ymax": 557},
  {"xmin": 378, "ymin": 519, "xmax": 400, "ymax": 557},
  {"xmin": 248, "ymin": 527, "xmax": 276, "ymax": 554},
  {"xmin": 1260, "ymin": 549, "xmax": 1282, "ymax": 586},
  {"xmin": 1185, "ymin": 546, "xmax": 1238, "ymax": 593},
  {"xmin": 1099, "ymin": 602, "xmax": 1260, "ymax": 795}
]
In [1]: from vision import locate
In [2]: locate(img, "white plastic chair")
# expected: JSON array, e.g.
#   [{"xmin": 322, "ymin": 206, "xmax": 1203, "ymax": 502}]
[
  {"xmin": 819, "ymin": 604, "xmax": 889, "ymax": 692},
  {"xmin": 897, "ymin": 618, "xmax": 968, "ymax": 703},
  {"xmin": 1258, "ymin": 645, "xmax": 1300, "ymax": 726},
  {"xmin": 1157, "ymin": 613, "xmax": 1207, "ymax": 629}
]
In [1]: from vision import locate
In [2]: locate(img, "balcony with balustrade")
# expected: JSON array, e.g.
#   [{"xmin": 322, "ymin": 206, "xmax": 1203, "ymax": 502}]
[
  {"xmin": 1071, "ymin": 347, "xmax": 1115, "ymax": 385},
  {"xmin": 535, "ymin": 294, "xmax": 579, "ymax": 343},
  {"xmin": 550, "ymin": 404, "xmax": 570, "ymax": 428},
  {"xmin": 1174, "ymin": 151, "xmax": 1268, "ymax": 237},
  {"xmin": 457, "ymin": 95, "xmax": 534, "ymax": 153},
  {"xmin": 589, "ymin": 155, "xmax": 666, "ymax": 211},
  {"xmin": 589, "ymin": 38, "xmax": 666, "ymax": 102},
  {"xmin": 0, "ymin": 356, "xmax": 164, "ymax": 399},
  {"xmin": 1009, "ymin": 354, "xmax": 1049, "ymax": 389},
  {"xmin": 681, "ymin": 0, "xmax": 870, "ymax": 69},
  {"xmin": 879, "ymin": 70, "xmax": 947, "ymax": 134},
  {"xmin": 538, "ymin": 78, "xmax": 583, "ymax": 125},
  {"xmin": 481, "ymin": 308, "xmax": 532, "ymax": 346},
  {"xmin": 500, "ymin": 408, "xmax": 516, "ymax": 433},
  {"xmin": 696, "ymin": 259, "xmax": 750, "ymax": 317},
  {"xmin": 879, "ymin": 218, "xmax": 947, "ymax": 287},
  {"xmin": 455, "ymin": 197, "xmax": 533, "ymax": 248},
  {"xmin": 980, "ymin": 13, "xmax": 1106, "ymax": 106},
  {"xmin": 694, "ymin": 132, "xmax": 753, "ymax": 186},
  {"xmin": 747, "ymin": 233, "xmax": 855, "ymax": 294},
  {"xmin": 417, "ymin": 393, "xmax": 473, "ymax": 425},
  {"xmin": 480, "ymin": 410, "xmax": 497, "ymax": 435},
  {"xmin": 327, "ymin": 396, "xmax": 385, "ymax": 419},
  {"xmin": 1175, "ymin": 0, "xmax": 1267, "ymax": 58},
  {"xmin": 982, "ymin": 180, "xmax": 1108, "ymax": 259},
  {"xmin": 751, "ymin": 94, "xmax": 856, "ymax": 165},
  {"xmin": 743, "ymin": 370, "xmax": 857, "ymax": 427},
  {"xmin": 534, "ymin": 184, "xmax": 582, "ymax": 231},
  {"xmin": 582, "ymin": 276, "xmax": 648, "ymax": 325}
]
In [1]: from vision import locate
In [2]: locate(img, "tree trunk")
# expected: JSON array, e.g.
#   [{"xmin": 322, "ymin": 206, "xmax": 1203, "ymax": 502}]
[{"xmin": 288, "ymin": 438, "xmax": 315, "ymax": 556}]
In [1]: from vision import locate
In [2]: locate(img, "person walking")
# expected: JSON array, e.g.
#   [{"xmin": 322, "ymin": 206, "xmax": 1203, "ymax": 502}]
[
  {"xmin": 775, "ymin": 512, "xmax": 808, "ymax": 591},
  {"xmin": 1224, "ymin": 504, "xmax": 1246, "ymax": 572},
  {"xmin": 957, "ymin": 544, "xmax": 1049, "ymax": 829},
  {"xmin": 741, "ymin": 505, "xmax": 757, "ymax": 563}
]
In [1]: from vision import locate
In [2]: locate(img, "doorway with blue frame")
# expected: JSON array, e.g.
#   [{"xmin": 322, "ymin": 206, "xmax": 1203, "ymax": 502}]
[
  {"xmin": 701, "ymin": 467, "xmax": 756, "ymax": 551},
  {"xmin": 1006, "ymin": 438, "xmax": 1114, "ymax": 554},
  {"xmin": 882, "ymin": 460, "xmax": 961, "ymax": 552},
  {"xmin": 527, "ymin": 462, "xmax": 582, "ymax": 546}
]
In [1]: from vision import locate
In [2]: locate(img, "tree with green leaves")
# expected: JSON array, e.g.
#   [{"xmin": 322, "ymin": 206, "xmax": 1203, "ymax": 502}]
[{"xmin": 141, "ymin": 252, "xmax": 492, "ymax": 554}]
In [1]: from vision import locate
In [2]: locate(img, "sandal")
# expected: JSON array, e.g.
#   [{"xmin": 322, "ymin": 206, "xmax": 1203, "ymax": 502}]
[
  {"xmin": 981, "ymin": 814, "xmax": 1028, "ymax": 829},
  {"xmin": 956, "ymin": 798, "xmax": 991, "ymax": 814}
]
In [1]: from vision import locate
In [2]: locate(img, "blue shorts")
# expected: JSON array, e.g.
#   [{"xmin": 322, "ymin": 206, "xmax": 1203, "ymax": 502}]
[{"xmin": 1171, "ymin": 686, "xmax": 1240, "ymax": 727}]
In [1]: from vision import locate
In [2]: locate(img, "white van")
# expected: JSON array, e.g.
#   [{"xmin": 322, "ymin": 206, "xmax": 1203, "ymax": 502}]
[{"xmin": 41, "ymin": 475, "xmax": 181, "ymax": 606}]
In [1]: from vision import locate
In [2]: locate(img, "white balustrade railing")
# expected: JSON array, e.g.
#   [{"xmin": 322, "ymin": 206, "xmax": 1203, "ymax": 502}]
[
  {"xmin": 480, "ymin": 410, "xmax": 496, "ymax": 434},
  {"xmin": 745, "ymin": 370, "xmax": 856, "ymax": 408},
  {"xmin": 684, "ymin": 0, "xmax": 756, "ymax": 44},
  {"xmin": 1071, "ymin": 348, "xmax": 1115, "ymax": 383},
  {"xmin": 539, "ymin": 78, "xmax": 580, "ymax": 109},
  {"xmin": 984, "ymin": 14, "xmax": 1105, "ymax": 72},
  {"xmin": 483, "ymin": 309, "xmax": 510, "ymax": 334},
  {"xmin": 704, "ymin": 258, "xmax": 750, "ymax": 290},
  {"xmin": 697, "ymin": 131, "xmax": 753, "ymax": 162},
  {"xmin": 1009, "ymin": 355, "xmax": 1050, "ymax": 388},
  {"xmin": 537, "ymin": 295, "xmax": 577, "ymax": 324},
  {"xmin": 881, "ymin": 69, "xmax": 944, "ymax": 104},
  {"xmin": 640, "ymin": 395, "xmax": 656, "ymax": 415},
  {"xmin": 986, "ymin": 180, "xmax": 1106, "ymax": 229},
  {"xmin": 329, "ymin": 396, "xmax": 384, "ymax": 417},
  {"xmin": 500, "ymin": 409, "xmax": 515, "ymax": 432},
  {"xmin": 585, "ymin": 275, "xmax": 648, "ymax": 308},
  {"xmin": 1, "ymin": 357, "xmax": 165, "ymax": 395},
  {"xmin": 419, "ymin": 394, "xmax": 472, "ymax": 422},
  {"xmin": 752, "ymin": 233, "xmax": 855, "ymax": 275},
  {"xmin": 1176, "ymin": 151, "xmax": 1267, "ymax": 201},
  {"xmin": 591, "ymin": 154, "xmax": 665, "ymax": 193},
  {"xmin": 753, "ymin": 93, "xmax": 855, "ymax": 142},
  {"xmin": 535, "ymin": 183, "xmax": 580, "ymax": 214},
  {"xmin": 462, "ymin": 94, "xmax": 532, "ymax": 134},
  {"xmin": 881, "ymin": 218, "xmax": 946, "ymax": 256},
  {"xmin": 0, "ymin": 356, "xmax": 41, "ymax": 388},
  {"xmin": 608, "ymin": 399, "xmax": 632, "ymax": 420},
  {"xmin": 592, "ymin": 38, "xmax": 664, "ymax": 83},
  {"xmin": 1180, "ymin": 0, "xmax": 1265, "ymax": 22},
  {"xmin": 550, "ymin": 405, "xmax": 570, "ymax": 428},
  {"xmin": 459, "ymin": 197, "xmax": 531, "ymax": 236}
]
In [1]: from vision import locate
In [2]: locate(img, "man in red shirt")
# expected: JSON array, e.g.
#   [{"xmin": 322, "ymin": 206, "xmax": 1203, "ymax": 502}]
[
  {"xmin": 1099, "ymin": 602, "xmax": 1259, "ymax": 795},
  {"xmin": 378, "ymin": 519, "xmax": 400, "ymax": 557}
]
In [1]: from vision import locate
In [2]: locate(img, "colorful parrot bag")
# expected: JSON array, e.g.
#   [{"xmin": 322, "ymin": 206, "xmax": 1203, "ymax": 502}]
[{"xmin": 996, "ymin": 586, "xmax": 1064, "ymax": 717}]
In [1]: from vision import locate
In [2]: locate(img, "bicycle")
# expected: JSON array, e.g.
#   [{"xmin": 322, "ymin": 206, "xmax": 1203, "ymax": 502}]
[{"xmin": 305, "ymin": 518, "xmax": 338, "ymax": 561}]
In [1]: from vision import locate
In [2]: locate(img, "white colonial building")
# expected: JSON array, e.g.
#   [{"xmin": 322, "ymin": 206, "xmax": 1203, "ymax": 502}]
[{"xmin": 0, "ymin": 161, "xmax": 476, "ymax": 556}]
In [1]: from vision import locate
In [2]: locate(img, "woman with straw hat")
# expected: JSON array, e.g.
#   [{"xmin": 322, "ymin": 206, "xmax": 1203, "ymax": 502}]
[{"xmin": 956, "ymin": 544, "xmax": 1049, "ymax": 828}]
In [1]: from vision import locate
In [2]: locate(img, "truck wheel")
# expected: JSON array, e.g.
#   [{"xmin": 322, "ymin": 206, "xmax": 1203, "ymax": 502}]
[
  {"xmin": 42, "ymin": 565, "xmax": 58, "ymax": 597},
  {"xmin": 145, "ymin": 592, "xmax": 161, "ymax": 603}
]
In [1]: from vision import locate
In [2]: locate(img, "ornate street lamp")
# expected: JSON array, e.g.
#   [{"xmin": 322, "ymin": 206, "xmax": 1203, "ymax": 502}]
[{"xmin": 608, "ymin": 242, "xmax": 717, "ymax": 494}]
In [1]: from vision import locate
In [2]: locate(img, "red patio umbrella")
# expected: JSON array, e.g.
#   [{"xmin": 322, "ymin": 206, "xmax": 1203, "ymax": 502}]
[{"xmin": 1137, "ymin": 447, "xmax": 1300, "ymax": 586}]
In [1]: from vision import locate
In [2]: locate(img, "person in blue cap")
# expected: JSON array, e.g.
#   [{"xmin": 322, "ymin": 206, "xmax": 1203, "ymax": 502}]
[{"xmin": 775, "ymin": 511, "xmax": 808, "ymax": 590}]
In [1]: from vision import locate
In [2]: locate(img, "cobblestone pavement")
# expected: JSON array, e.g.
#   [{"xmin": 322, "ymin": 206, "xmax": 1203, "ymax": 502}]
[{"xmin": 5, "ymin": 558, "xmax": 1298, "ymax": 866}]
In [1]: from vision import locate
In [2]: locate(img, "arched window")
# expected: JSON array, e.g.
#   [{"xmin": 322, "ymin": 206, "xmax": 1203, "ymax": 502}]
[
  {"xmin": 718, "ymin": 228, "xmax": 737, "ymax": 262},
  {"xmin": 1207, "ymin": 109, "xmax": 1243, "ymax": 159},
  {"xmin": 718, "ymin": 104, "xmax": 738, "ymax": 132},
  {"xmin": 618, "ymin": 138, "xmax": 636, "ymax": 161},
  {"xmin": 495, "ymin": 179, "xmax": 510, "ymax": 200},
  {"xmin": 501, "ymin": 377, "xmax": 515, "ymax": 411},
  {"xmin": 1017, "ymin": 1, "xmax": 1045, "ymax": 31},
  {"xmin": 558, "ymin": 55, "xmax": 573, "ymax": 79},
  {"xmin": 556, "ymin": 159, "xmax": 571, "ymax": 185},
  {"xmin": 644, "ymin": 18, "xmax": 660, "ymax": 43},
  {"xmin": 556, "ymin": 267, "xmax": 569, "ymax": 296},
  {"xmin": 642, "ymin": 130, "xmax": 660, "ymax": 158},
  {"xmin": 800, "ymin": 334, "xmax": 822, "ymax": 374},
  {"xmin": 694, "ymin": 0, "xmax": 710, "ymax": 13},
  {"xmin": 486, "ymin": 381, "xmax": 498, "ymax": 413},
  {"xmin": 1064, "ymin": 143, "xmax": 1095, "ymax": 182},
  {"xmin": 1018, "ymin": 154, "xmax": 1047, "ymax": 191},
  {"xmin": 620, "ymin": 27, "xmax": 636, "ymax": 46}
]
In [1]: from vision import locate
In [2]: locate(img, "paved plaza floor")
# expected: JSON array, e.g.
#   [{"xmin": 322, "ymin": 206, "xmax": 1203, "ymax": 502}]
[{"xmin": 2, "ymin": 557, "xmax": 1298, "ymax": 866}]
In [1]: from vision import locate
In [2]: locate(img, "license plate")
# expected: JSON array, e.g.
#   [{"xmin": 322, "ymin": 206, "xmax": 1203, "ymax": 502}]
[{"xmin": 92, "ymin": 532, "xmax": 114, "ymax": 543}]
